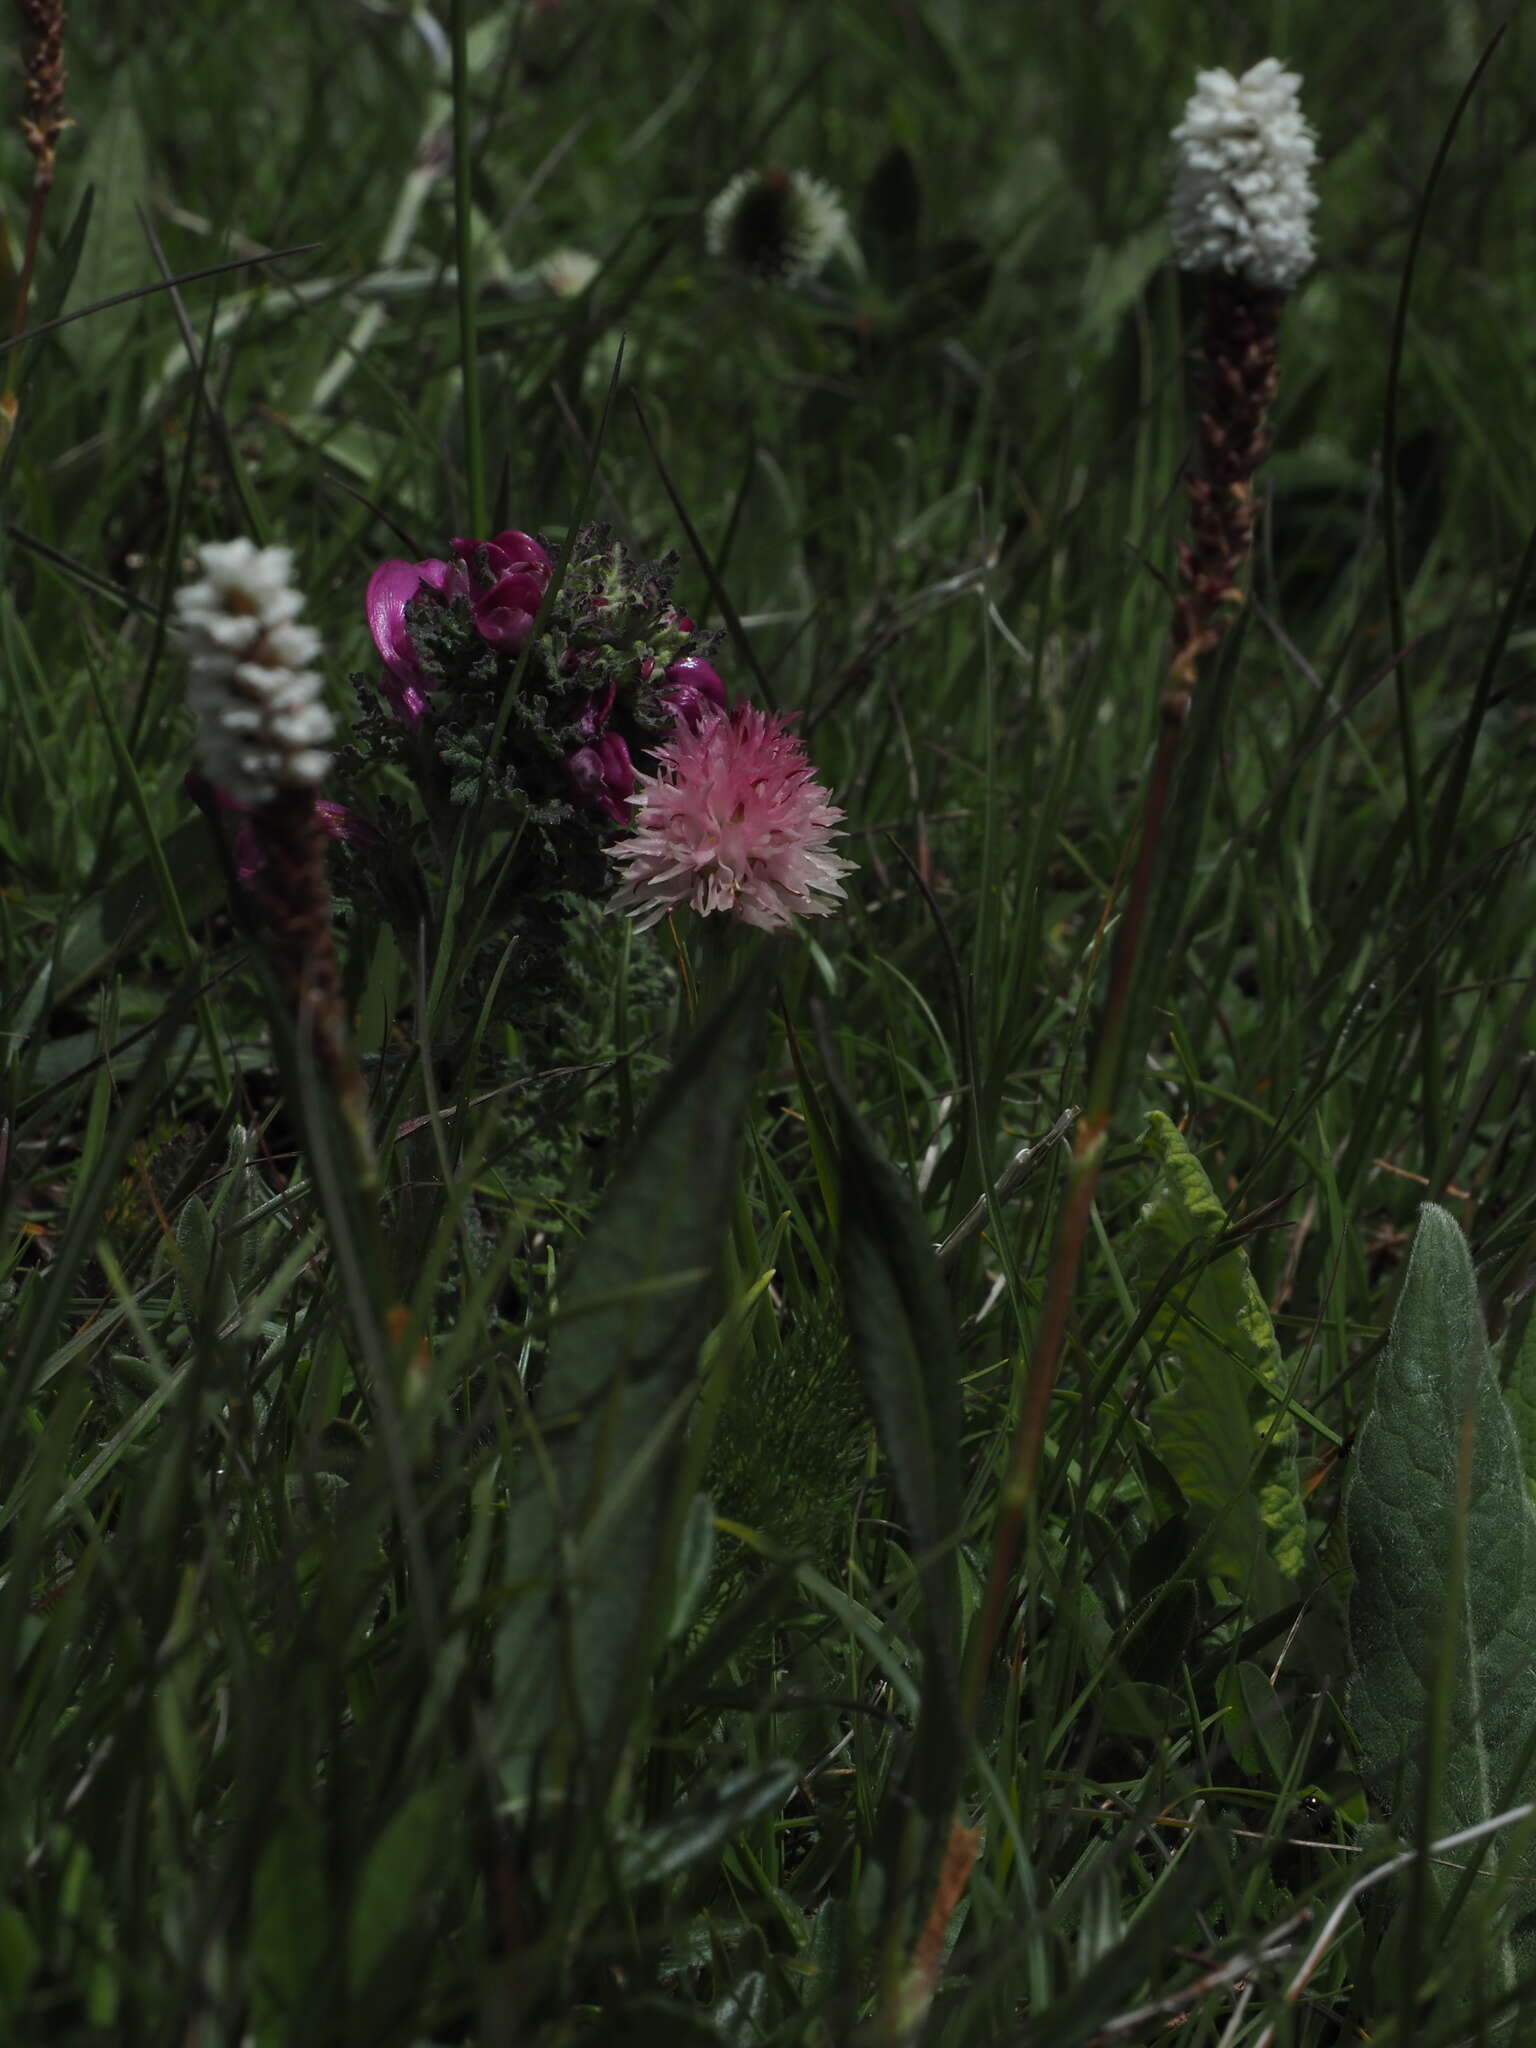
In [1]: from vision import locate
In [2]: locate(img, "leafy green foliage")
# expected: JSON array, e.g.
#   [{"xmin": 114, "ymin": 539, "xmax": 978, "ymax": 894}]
[
  {"xmin": 493, "ymin": 959, "xmax": 771, "ymax": 1780},
  {"xmin": 7, "ymin": 3, "xmax": 1536, "ymax": 2038}
]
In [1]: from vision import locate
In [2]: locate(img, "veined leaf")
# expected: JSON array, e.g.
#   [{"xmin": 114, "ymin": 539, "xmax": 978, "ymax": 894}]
[
  {"xmin": 493, "ymin": 956, "xmax": 770, "ymax": 1783},
  {"xmin": 1348, "ymin": 1204, "xmax": 1536, "ymax": 1999},
  {"xmin": 66, "ymin": 79, "xmax": 152, "ymax": 383},
  {"xmin": 1134, "ymin": 1112, "xmax": 1306, "ymax": 1598}
]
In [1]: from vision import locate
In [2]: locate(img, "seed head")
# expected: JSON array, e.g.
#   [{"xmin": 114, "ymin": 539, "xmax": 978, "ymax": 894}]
[{"xmin": 704, "ymin": 167, "xmax": 849, "ymax": 285}]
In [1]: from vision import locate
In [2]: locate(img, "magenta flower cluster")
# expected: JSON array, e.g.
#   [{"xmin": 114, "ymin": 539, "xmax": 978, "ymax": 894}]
[
  {"xmin": 366, "ymin": 530, "xmax": 554, "ymax": 728},
  {"xmin": 365, "ymin": 528, "xmax": 726, "ymax": 825}
]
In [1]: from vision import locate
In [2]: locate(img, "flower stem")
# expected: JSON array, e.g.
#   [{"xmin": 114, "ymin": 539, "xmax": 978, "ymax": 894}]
[{"xmin": 965, "ymin": 275, "xmax": 1281, "ymax": 1717}]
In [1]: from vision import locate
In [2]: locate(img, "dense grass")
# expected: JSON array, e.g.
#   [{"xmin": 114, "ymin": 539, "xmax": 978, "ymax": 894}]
[{"xmin": 5, "ymin": 0, "xmax": 1536, "ymax": 2040}]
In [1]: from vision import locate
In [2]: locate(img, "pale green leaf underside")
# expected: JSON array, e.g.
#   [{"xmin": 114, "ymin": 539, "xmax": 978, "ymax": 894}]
[{"xmin": 1348, "ymin": 1203, "xmax": 1536, "ymax": 2000}]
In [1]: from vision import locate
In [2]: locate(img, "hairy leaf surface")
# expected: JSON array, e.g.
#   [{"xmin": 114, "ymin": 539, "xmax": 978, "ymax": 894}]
[{"xmin": 1348, "ymin": 1204, "xmax": 1536, "ymax": 1995}]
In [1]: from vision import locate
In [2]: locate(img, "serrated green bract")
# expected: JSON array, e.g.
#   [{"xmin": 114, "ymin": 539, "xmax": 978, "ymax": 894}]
[
  {"xmin": 492, "ymin": 957, "xmax": 770, "ymax": 1790},
  {"xmin": 1134, "ymin": 1112, "xmax": 1306, "ymax": 1596},
  {"xmin": 1347, "ymin": 1204, "xmax": 1536, "ymax": 2001}
]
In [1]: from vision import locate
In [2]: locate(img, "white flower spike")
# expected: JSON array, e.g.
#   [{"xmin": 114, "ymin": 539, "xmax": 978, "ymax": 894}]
[
  {"xmin": 1170, "ymin": 58, "xmax": 1318, "ymax": 292},
  {"xmin": 175, "ymin": 539, "xmax": 333, "ymax": 807}
]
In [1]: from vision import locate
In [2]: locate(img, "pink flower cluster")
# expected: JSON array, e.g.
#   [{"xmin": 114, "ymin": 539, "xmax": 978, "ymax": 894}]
[{"xmin": 608, "ymin": 704, "xmax": 855, "ymax": 931}]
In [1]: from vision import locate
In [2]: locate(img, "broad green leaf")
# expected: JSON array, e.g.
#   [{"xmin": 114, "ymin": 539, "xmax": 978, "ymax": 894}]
[
  {"xmin": 1218, "ymin": 1661, "xmax": 1291, "ymax": 1785},
  {"xmin": 1348, "ymin": 1205, "xmax": 1536, "ymax": 1998},
  {"xmin": 250, "ymin": 1810, "xmax": 327, "ymax": 2023},
  {"xmin": 492, "ymin": 958, "xmax": 770, "ymax": 1781},
  {"xmin": 1134, "ymin": 1112, "xmax": 1306, "ymax": 1599},
  {"xmin": 348, "ymin": 1784, "xmax": 453, "ymax": 1992},
  {"xmin": 65, "ymin": 80, "xmax": 152, "ymax": 383}
]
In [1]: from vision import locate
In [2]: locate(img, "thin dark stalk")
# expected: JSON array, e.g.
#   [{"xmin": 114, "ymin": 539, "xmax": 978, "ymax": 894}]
[{"xmin": 4, "ymin": 0, "xmax": 68, "ymax": 432}]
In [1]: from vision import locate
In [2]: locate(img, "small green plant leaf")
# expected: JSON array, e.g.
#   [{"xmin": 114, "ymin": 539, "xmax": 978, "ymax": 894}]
[
  {"xmin": 1134, "ymin": 1112, "xmax": 1306, "ymax": 1599},
  {"xmin": 1348, "ymin": 1203, "xmax": 1536, "ymax": 1992},
  {"xmin": 493, "ymin": 957, "xmax": 771, "ymax": 1779}
]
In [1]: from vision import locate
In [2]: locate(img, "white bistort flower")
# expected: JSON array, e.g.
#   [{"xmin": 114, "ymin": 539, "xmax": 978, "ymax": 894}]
[
  {"xmin": 1169, "ymin": 58, "xmax": 1318, "ymax": 291},
  {"xmin": 175, "ymin": 539, "xmax": 333, "ymax": 807},
  {"xmin": 704, "ymin": 167, "xmax": 849, "ymax": 285}
]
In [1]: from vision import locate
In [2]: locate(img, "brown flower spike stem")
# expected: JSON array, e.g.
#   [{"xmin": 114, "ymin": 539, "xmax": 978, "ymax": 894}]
[
  {"xmin": 963, "ymin": 273, "xmax": 1289, "ymax": 1721},
  {"xmin": 249, "ymin": 792, "xmax": 372, "ymax": 1151},
  {"xmin": 4, "ymin": 0, "xmax": 68, "ymax": 436}
]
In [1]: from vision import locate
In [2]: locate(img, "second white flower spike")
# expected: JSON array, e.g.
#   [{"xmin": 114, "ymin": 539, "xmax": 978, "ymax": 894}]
[
  {"xmin": 175, "ymin": 539, "xmax": 333, "ymax": 807},
  {"xmin": 1170, "ymin": 58, "xmax": 1318, "ymax": 292}
]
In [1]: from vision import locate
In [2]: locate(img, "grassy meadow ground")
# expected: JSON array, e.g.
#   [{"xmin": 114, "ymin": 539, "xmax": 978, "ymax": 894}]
[{"xmin": 4, "ymin": 0, "xmax": 1536, "ymax": 2040}]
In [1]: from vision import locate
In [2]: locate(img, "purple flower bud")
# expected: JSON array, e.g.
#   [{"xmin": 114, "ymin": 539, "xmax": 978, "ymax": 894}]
[
  {"xmin": 579, "ymin": 681, "xmax": 616, "ymax": 739},
  {"xmin": 566, "ymin": 731, "xmax": 635, "ymax": 823},
  {"xmin": 313, "ymin": 799, "xmax": 382, "ymax": 851},
  {"xmin": 661, "ymin": 654, "xmax": 727, "ymax": 733},
  {"xmin": 233, "ymin": 820, "xmax": 264, "ymax": 884},
  {"xmin": 448, "ymin": 531, "xmax": 554, "ymax": 653}
]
